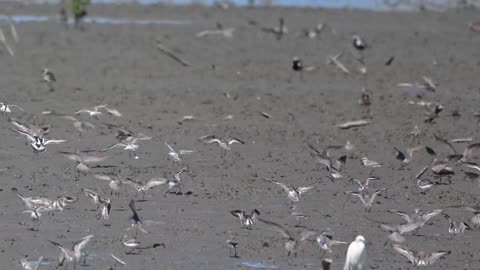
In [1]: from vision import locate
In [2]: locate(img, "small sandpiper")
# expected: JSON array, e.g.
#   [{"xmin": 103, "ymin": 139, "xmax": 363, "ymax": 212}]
[
  {"xmin": 163, "ymin": 141, "xmax": 195, "ymax": 162},
  {"xmin": 226, "ymin": 240, "xmax": 239, "ymax": 258},
  {"xmin": 9, "ymin": 119, "xmax": 65, "ymax": 154},
  {"xmin": 128, "ymin": 199, "xmax": 148, "ymax": 236},
  {"xmin": 42, "ymin": 68, "xmax": 56, "ymax": 91},
  {"xmin": 344, "ymin": 188, "xmax": 385, "ymax": 212},
  {"xmin": 258, "ymin": 218, "xmax": 317, "ymax": 257},
  {"xmin": 102, "ymin": 133, "xmax": 152, "ymax": 159},
  {"xmin": 93, "ymin": 173, "xmax": 123, "ymax": 195},
  {"xmin": 200, "ymin": 135, "xmax": 245, "ymax": 150},
  {"xmin": 352, "ymin": 34, "xmax": 367, "ymax": 51},
  {"xmin": 20, "ymin": 256, "xmax": 43, "ymax": 270},
  {"xmin": 49, "ymin": 234, "xmax": 94, "ymax": 269},
  {"xmin": 81, "ymin": 188, "xmax": 111, "ymax": 219},
  {"xmin": 361, "ymin": 157, "xmax": 382, "ymax": 168},
  {"xmin": 230, "ymin": 209, "xmax": 260, "ymax": 229},
  {"xmin": 262, "ymin": 178, "xmax": 313, "ymax": 202},
  {"xmin": 392, "ymin": 244, "xmax": 450, "ymax": 267},
  {"xmin": 0, "ymin": 102, "xmax": 23, "ymax": 116},
  {"xmin": 122, "ymin": 177, "xmax": 167, "ymax": 196},
  {"xmin": 443, "ymin": 214, "xmax": 470, "ymax": 234},
  {"xmin": 60, "ymin": 151, "xmax": 108, "ymax": 173}
]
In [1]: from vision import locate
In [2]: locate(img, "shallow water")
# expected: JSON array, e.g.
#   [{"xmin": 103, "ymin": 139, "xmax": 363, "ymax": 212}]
[
  {"xmin": 240, "ymin": 261, "xmax": 280, "ymax": 269},
  {"xmin": 0, "ymin": 15, "xmax": 192, "ymax": 25},
  {"xmin": 4, "ymin": 0, "xmax": 464, "ymax": 10}
]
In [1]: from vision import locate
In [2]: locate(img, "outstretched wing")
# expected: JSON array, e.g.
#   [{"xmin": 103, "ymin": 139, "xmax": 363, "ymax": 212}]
[
  {"xmin": 73, "ymin": 234, "xmax": 94, "ymax": 254},
  {"xmin": 179, "ymin": 150, "xmax": 195, "ymax": 155},
  {"xmin": 60, "ymin": 152, "xmax": 81, "ymax": 162},
  {"xmin": 387, "ymin": 209, "xmax": 412, "ymax": 223},
  {"xmin": 463, "ymin": 143, "xmax": 480, "ymax": 161},
  {"xmin": 345, "ymin": 191, "xmax": 367, "ymax": 206},
  {"xmin": 33, "ymin": 256, "xmax": 43, "ymax": 270},
  {"xmin": 297, "ymin": 186, "xmax": 314, "ymax": 195},
  {"xmin": 428, "ymin": 251, "xmax": 450, "ymax": 264},
  {"xmin": 49, "ymin": 240, "xmax": 70, "ymax": 259},
  {"xmin": 9, "ymin": 128, "xmax": 36, "ymax": 143},
  {"xmin": 122, "ymin": 178, "xmax": 142, "ymax": 191},
  {"xmin": 392, "ymin": 244, "xmax": 417, "ymax": 264},
  {"xmin": 394, "ymin": 147, "xmax": 406, "ymax": 162},
  {"xmin": 367, "ymin": 189, "xmax": 385, "ymax": 206},
  {"xmin": 128, "ymin": 199, "xmax": 141, "ymax": 224},
  {"xmin": 299, "ymin": 230, "xmax": 318, "ymax": 242},
  {"xmin": 144, "ymin": 178, "xmax": 168, "ymax": 189},
  {"xmin": 434, "ymin": 135, "xmax": 457, "ymax": 154},
  {"xmin": 44, "ymin": 139, "xmax": 66, "ymax": 145},
  {"xmin": 81, "ymin": 187, "xmax": 98, "ymax": 200},
  {"xmin": 258, "ymin": 218, "xmax": 293, "ymax": 239},
  {"xmin": 93, "ymin": 174, "xmax": 114, "ymax": 181},
  {"xmin": 101, "ymin": 143, "xmax": 126, "ymax": 152},
  {"xmin": 421, "ymin": 209, "xmax": 443, "ymax": 222},
  {"xmin": 230, "ymin": 210, "xmax": 246, "ymax": 222},
  {"xmin": 163, "ymin": 141, "xmax": 175, "ymax": 152},
  {"xmin": 103, "ymin": 106, "xmax": 122, "ymax": 117}
]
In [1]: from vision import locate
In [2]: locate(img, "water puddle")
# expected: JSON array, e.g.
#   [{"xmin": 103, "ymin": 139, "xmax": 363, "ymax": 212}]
[
  {"xmin": 240, "ymin": 261, "xmax": 280, "ymax": 269},
  {"xmin": 0, "ymin": 15, "xmax": 192, "ymax": 25},
  {"xmin": 1, "ymin": 0, "xmax": 469, "ymax": 10}
]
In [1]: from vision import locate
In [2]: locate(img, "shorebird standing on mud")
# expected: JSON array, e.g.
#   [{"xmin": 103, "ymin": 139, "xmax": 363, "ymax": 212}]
[{"xmin": 42, "ymin": 68, "xmax": 56, "ymax": 91}]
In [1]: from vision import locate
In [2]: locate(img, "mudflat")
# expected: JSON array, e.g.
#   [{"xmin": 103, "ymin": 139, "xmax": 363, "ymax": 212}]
[{"xmin": 0, "ymin": 2, "xmax": 479, "ymax": 269}]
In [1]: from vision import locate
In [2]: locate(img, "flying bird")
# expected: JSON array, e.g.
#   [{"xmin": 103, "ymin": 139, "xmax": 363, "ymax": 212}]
[
  {"xmin": 200, "ymin": 135, "xmax": 245, "ymax": 150},
  {"xmin": 20, "ymin": 256, "xmax": 43, "ymax": 270},
  {"xmin": 122, "ymin": 177, "xmax": 167, "ymax": 194},
  {"xmin": 163, "ymin": 141, "xmax": 194, "ymax": 162},
  {"xmin": 344, "ymin": 188, "xmax": 385, "ymax": 212},
  {"xmin": 230, "ymin": 209, "xmax": 260, "ymax": 229},
  {"xmin": 392, "ymin": 244, "xmax": 450, "ymax": 267},
  {"xmin": 312, "ymin": 231, "xmax": 347, "ymax": 256},
  {"xmin": 445, "ymin": 205, "xmax": 480, "ymax": 226},
  {"xmin": 102, "ymin": 133, "xmax": 152, "ymax": 159},
  {"xmin": 351, "ymin": 176, "xmax": 380, "ymax": 192},
  {"xmin": 60, "ymin": 151, "xmax": 108, "ymax": 173},
  {"xmin": 394, "ymin": 145, "xmax": 426, "ymax": 163},
  {"xmin": 9, "ymin": 119, "xmax": 65, "ymax": 154},
  {"xmin": 128, "ymin": 199, "xmax": 148, "ymax": 236},
  {"xmin": 0, "ymin": 102, "xmax": 23, "ymax": 115},
  {"xmin": 443, "ymin": 214, "xmax": 470, "ymax": 234},
  {"xmin": 262, "ymin": 178, "xmax": 314, "ymax": 202},
  {"xmin": 93, "ymin": 173, "xmax": 122, "ymax": 194},
  {"xmin": 49, "ymin": 234, "xmax": 94, "ymax": 268},
  {"xmin": 258, "ymin": 218, "xmax": 316, "ymax": 256},
  {"xmin": 81, "ymin": 188, "xmax": 111, "ymax": 219}
]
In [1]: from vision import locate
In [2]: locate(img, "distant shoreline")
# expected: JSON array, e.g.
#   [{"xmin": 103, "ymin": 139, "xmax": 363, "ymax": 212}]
[{"xmin": 0, "ymin": 0, "xmax": 478, "ymax": 12}]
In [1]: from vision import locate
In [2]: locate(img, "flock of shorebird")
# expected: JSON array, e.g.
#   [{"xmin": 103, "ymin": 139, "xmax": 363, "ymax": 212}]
[
  {"xmin": 227, "ymin": 20, "xmax": 480, "ymax": 270},
  {"xmin": 2, "ymin": 7, "xmax": 480, "ymax": 270}
]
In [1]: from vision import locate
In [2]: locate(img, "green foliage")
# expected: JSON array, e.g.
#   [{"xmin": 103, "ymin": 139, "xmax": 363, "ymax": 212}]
[{"xmin": 71, "ymin": 0, "xmax": 90, "ymax": 16}]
